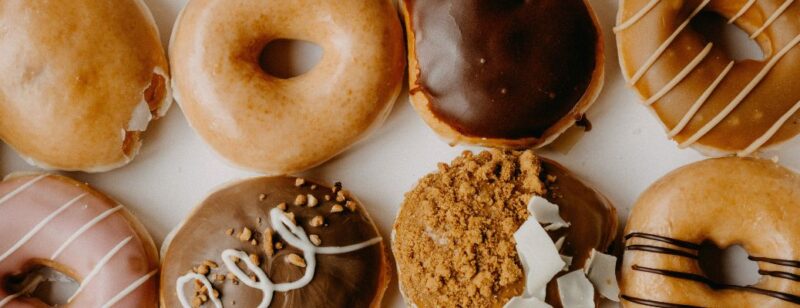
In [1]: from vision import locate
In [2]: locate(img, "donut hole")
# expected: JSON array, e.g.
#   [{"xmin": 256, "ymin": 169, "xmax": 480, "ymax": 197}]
[
  {"xmin": 3, "ymin": 265, "xmax": 79, "ymax": 305},
  {"xmin": 698, "ymin": 242, "xmax": 761, "ymax": 287},
  {"xmin": 259, "ymin": 39, "xmax": 323, "ymax": 79},
  {"xmin": 691, "ymin": 11, "xmax": 764, "ymax": 61}
]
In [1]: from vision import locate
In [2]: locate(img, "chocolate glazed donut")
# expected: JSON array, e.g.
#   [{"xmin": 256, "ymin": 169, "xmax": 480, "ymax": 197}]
[{"xmin": 401, "ymin": 0, "xmax": 605, "ymax": 148}]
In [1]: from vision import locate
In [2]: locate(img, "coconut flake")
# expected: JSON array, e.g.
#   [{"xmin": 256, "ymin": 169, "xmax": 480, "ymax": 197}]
[
  {"xmin": 127, "ymin": 100, "xmax": 153, "ymax": 131},
  {"xmin": 504, "ymin": 216, "xmax": 565, "ymax": 308},
  {"xmin": 560, "ymin": 255, "xmax": 573, "ymax": 271},
  {"xmin": 504, "ymin": 295, "xmax": 552, "ymax": 308},
  {"xmin": 584, "ymin": 249, "xmax": 620, "ymax": 301},
  {"xmin": 528, "ymin": 196, "xmax": 570, "ymax": 230},
  {"xmin": 557, "ymin": 270, "xmax": 595, "ymax": 308}
]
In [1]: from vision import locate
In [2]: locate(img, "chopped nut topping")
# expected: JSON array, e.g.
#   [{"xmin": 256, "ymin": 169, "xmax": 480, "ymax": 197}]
[
  {"xmin": 226, "ymin": 272, "xmax": 239, "ymax": 285},
  {"xmin": 225, "ymin": 228, "xmax": 234, "ymax": 236},
  {"xmin": 310, "ymin": 184, "xmax": 317, "ymax": 190},
  {"xmin": 249, "ymin": 253, "xmax": 261, "ymax": 266},
  {"xmin": 285, "ymin": 212, "xmax": 296, "ymax": 224},
  {"xmin": 196, "ymin": 265, "xmax": 209, "ymax": 275},
  {"xmin": 294, "ymin": 194, "xmax": 307, "ymax": 206},
  {"xmin": 287, "ymin": 253, "xmax": 307, "ymax": 267},
  {"xmin": 259, "ymin": 193, "xmax": 267, "ymax": 201},
  {"xmin": 211, "ymin": 288, "xmax": 220, "ymax": 299},
  {"xmin": 263, "ymin": 228, "xmax": 275, "ymax": 257},
  {"xmin": 250, "ymin": 239, "xmax": 258, "ymax": 246},
  {"xmin": 203, "ymin": 260, "xmax": 218, "ymax": 269},
  {"xmin": 332, "ymin": 182, "xmax": 342, "ymax": 194},
  {"xmin": 309, "ymin": 215, "xmax": 324, "ymax": 227},
  {"xmin": 336, "ymin": 194, "xmax": 346, "ymax": 203},
  {"xmin": 275, "ymin": 242, "xmax": 284, "ymax": 250},
  {"xmin": 310, "ymin": 234, "xmax": 322, "ymax": 246},
  {"xmin": 324, "ymin": 195, "xmax": 331, "ymax": 201},
  {"xmin": 239, "ymin": 227, "xmax": 252, "ymax": 242},
  {"xmin": 307, "ymin": 194, "xmax": 319, "ymax": 207},
  {"xmin": 346, "ymin": 201, "xmax": 358, "ymax": 212},
  {"xmin": 193, "ymin": 279, "xmax": 203, "ymax": 290},
  {"xmin": 214, "ymin": 274, "xmax": 225, "ymax": 282},
  {"xmin": 331, "ymin": 204, "xmax": 344, "ymax": 213},
  {"xmin": 277, "ymin": 202, "xmax": 287, "ymax": 211},
  {"xmin": 295, "ymin": 178, "xmax": 306, "ymax": 187}
]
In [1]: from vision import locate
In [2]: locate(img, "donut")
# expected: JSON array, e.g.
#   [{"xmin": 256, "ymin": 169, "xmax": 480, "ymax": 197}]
[
  {"xmin": 0, "ymin": 173, "xmax": 159, "ymax": 307},
  {"xmin": 616, "ymin": 0, "xmax": 800, "ymax": 156},
  {"xmin": 392, "ymin": 150, "xmax": 618, "ymax": 307},
  {"xmin": 621, "ymin": 158, "xmax": 800, "ymax": 307},
  {"xmin": 0, "ymin": 0, "xmax": 172, "ymax": 172},
  {"xmin": 160, "ymin": 176, "xmax": 390, "ymax": 307},
  {"xmin": 170, "ymin": 0, "xmax": 406, "ymax": 175},
  {"xmin": 400, "ymin": 0, "xmax": 605, "ymax": 148}
]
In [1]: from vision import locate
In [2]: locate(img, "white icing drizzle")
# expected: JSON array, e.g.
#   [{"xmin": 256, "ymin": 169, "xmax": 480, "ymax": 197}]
[
  {"xmin": 679, "ymin": 34, "xmax": 800, "ymax": 148},
  {"xmin": 176, "ymin": 208, "xmax": 382, "ymax": 308},
  {"xmin": 0, "ymin": 275, "xmax": 44, "ymax": 307},
  {"xmin": 0, "ymin": 175, "xmax": 46, "ymax": 207},
  {"xmin": 644, "ymin": 43, "xmax": 714, "ymax": 106},
  {"xmin": 628, "ymin": 0, "xmax": 710, "ymax": 85},
  {"xmin": 176, "ymin": 273, "xmax": 222, "ymax": 308},
  {"xmin": 100, "ymin": 269, "xmax": 159, "ymax": 308},
  {"xmin": 750, "ymin": 0, "xmax": 794, "ymax": 38},
  {"xmin": 68, "ymin": 236, "xmax": 133, "ymax": 303},
  {"xmin": 729, "ymin": 0, "xmax": 758, "ymax": 23},
  {"xmin": 51, "ymin": 205, "xmax": 123, "ymax": 259},
  {"xmin": 668, "ymin": 61, "xmax": 736, "ymax": 137},
  {"xmin": 0, "ymin": 193, "xmax": 86, "ymax": 264},
  {"xmin": 614, "ymin": 0, "xmax": 661, "ymax": 32},
  {"xmin": 739, "ymin": 99, "xmax": 800, "ymax": 156}
]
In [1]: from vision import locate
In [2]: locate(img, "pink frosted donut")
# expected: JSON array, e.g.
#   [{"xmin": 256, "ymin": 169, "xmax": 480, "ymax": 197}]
[{"xmin": 0, "ymin": 174, "xmax": 159, "ymax": 307}]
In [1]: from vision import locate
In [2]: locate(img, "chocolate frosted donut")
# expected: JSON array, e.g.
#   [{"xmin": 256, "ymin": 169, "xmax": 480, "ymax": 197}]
[
  {"xmin": 161, "ymin": 177, "xmax": 389, "ymax": 308},
  {"xmin": 392, "ymin": 150, "xmax": 618, "ymax": 307},
  {"xmin": 401, "ymin": 0, "xmax": 605, "ymax": 148}
]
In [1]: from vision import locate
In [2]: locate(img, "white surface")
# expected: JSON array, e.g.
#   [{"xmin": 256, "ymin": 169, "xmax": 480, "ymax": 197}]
[{"xmin": 2, "ymin": 0, "xmax": 797, "ymax": 307}]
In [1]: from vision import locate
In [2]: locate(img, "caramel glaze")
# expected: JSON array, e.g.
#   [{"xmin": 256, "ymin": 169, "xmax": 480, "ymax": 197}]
[
  {"xmin": 160, "ymin": 177, "xmax": 387, "ymax": 308},
  {"xmin": 539, "ymin": 159, "xmax": 619, "ymax": 307},
  {"xmin": 407, "ymin": 0, "xmax": 599, "ymax": 140}
]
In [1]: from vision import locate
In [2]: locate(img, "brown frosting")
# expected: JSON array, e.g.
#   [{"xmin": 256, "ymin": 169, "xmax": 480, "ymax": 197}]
[
  {"xmin": 160, "ymin": 177, "xmax": 389, "ymax": 308},
  {"xmin": 406, "ymin": 0, "xmax": 600, "ymax": 140}
]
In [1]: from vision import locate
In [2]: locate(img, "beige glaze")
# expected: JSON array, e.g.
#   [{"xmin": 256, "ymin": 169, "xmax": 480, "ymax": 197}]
[
  {"xmin": 0, "ymin": 0, "xmax": 171, "ymax": 172},
  {"xmin": 617, "ymin": 0, "xmax": 800, "ymax": 156},
  {"xmin": 170, "ymin": 0, "xmax": 406, "ymax": 175},
  {"xmin": 0, "ymin": 174, "xmax": 159, "ymax": 307},
  {"xmin": 621, "ymin": 158, "xmax": 800, "ymax": 307}
]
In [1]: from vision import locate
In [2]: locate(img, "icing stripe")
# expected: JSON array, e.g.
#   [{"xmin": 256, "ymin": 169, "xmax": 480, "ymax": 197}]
[
  {"xmin": 668, "ymin": 61, "xmax": 736, "ymax": 137},
  {"xmin": 51, "ymin": 205, "xmax": 124, "ymax": 259},
  {"xmin": 680, "ymin": 34, "xmax": 800, "ymax": 148},
  {"xmin": 738, "ymin": 99, "xmax": 800, "ymax": 156},
  {"xmin": 629, "ymin": 0, "xmax": 710, "ymax": 85},
  {"xmin": 751, "ymin": 0, "xmax": 795, "ymax": 38},
  {"xmin": 614, "ymin": 0, "xmax": 661, "ymax": 32},
  {"xmin": 644, "ymin": 43, "xmax": 714, "ymax": 105},
  {"xmin": 729, "ymin": 0, "xmax": 758, "ymax": 23},
  {"xmin": 0, "ymin": 174, "xmax": 46, "ymax": 207},
  {"xmin": 68, "ymin": 236, "xmax": 133, "ymax": 303},
  {"xmin": 0, "ymin": 193, "xmax": 86, "ymax": 263},
  {"xmin": 100, "ymin": 269, "xmax": 158, "ymax": 308}
]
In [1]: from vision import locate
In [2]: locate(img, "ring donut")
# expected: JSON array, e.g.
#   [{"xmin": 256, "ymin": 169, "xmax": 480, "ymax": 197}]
[
  {"xmin": 0, "ymin": 173, "xmax": 159, "ymax": 307},
  {"xmin": 170, "ymin": 0, "xmax": 406, "ymax": 175},
  {"xmin": 0, "ymin": 0, "xmax": 171, "ymax": 172},
  {"xmin": 621, "ymin": 158, "xmax": 800, "ymax": 307},
  {"xmin": 616, "ymin": 0, "xmax": 800, "ymax": 156},
  {"xmin": 160, "ymin": 176, "xmax": 390, "ymax": 307}
]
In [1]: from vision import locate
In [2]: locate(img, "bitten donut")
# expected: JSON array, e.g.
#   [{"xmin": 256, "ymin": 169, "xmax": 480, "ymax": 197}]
[
  {"xmin": 0, "ymin": 0, "xmax": 172, "ymax": 172},
  {"xmin": 401, "ymin": 0, "xmax": 605, "ymax": 148},
  {"xmin": 393, "ymin": 150, "xmax": 619, "ymax": 307},
  {"xmin": 621, "ymin": 158, "xmax": 800, "ymax": 307},
  {"xmin": 616, "ymin": 0, "xmax": 800, "ymax": 156},
  {"xmin": 0, "ymin": 173, "xmax": 159, "ymax": 307},
  {"xmin": 160, "ymin": 177, "xmax": 390, "ymax": 307},
  {"xmin": 170, "ymin": 0, "xmax": 405, "ymax": 175}
]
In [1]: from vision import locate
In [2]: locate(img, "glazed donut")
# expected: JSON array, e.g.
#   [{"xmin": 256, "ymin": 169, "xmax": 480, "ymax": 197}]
[
  {"xmin": 401, "ymin": 0, "xmax": 605, "ymax": 148},
  {"xmin": 0, "ymin": 173, "xmax": 159, "ymax": 307},
  {"xmin": 0, "ymin": 0, "xmax": 171, "ymax": 172},
  {"xmin": 160, "ymin": 176, "xmax": 390, "ymax": 307},
  {"xmin": 616, "ymin": 0, "xmax": 800, "ymax": 156},
  {"xmin": 392, "ymin": 150, "xmax": 618, "ymax": 307},
  {"xmin": 170, "ymin": 0, "xmax": 405, "ymax": 175},
  {"xmin": 621, "ymin": 158, "xmax": 800, "ymax": 307}
]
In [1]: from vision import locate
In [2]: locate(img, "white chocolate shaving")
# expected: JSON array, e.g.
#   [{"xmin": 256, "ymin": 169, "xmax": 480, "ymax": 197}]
[
  {"xmin": 557, "ymin": 270, "xmax": 595, "ymax": 308},
  {"xmin": 584, "ymin": 249, "xmax": 621, "ymax": 301},
  {"xmin": 528, "ymin": 196, "xmax": 570, "ymax": 230}
]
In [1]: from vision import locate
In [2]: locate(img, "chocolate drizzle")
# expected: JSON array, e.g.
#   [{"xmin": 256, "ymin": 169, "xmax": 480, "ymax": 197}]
[
  {"xmin": 407, "ymin": 0, "xmax": 599, "ymax": 140},
  {"xmin": 623, "ymin": 232, "xmax": 800, "ymax": 306}
]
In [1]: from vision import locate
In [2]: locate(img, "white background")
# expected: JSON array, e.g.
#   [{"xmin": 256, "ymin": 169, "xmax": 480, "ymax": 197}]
[{"xmin": 2, "ymin": 0, "xmax": 796, "ymax": 306}]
